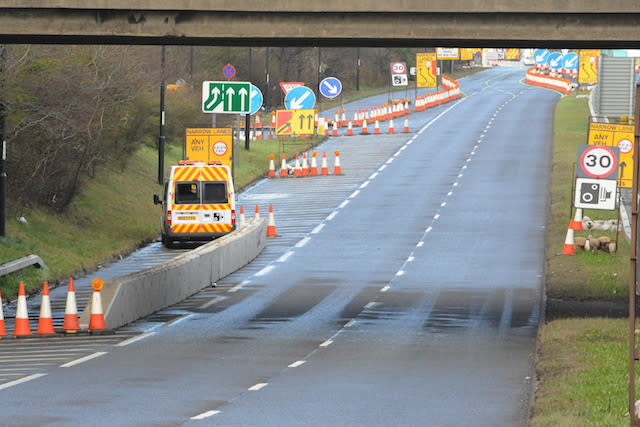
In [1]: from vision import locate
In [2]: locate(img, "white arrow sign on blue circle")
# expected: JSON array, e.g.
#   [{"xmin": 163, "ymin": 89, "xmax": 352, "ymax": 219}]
[
  {"xmin": 547, "ymin": 52, "xmax": 563, "ymax": 70},
  {"xmin": 533, "ymin": 49, "xmax": 549, "ymax": 65},
  {"xmin": 249, "ymin": 84, "xmax": 263, "ymax": 115},
  {"xmin": 285, "ymin": 86, "xmax": 316, "ymax": 110},
  {"xmin": 562, "ymin": 52, "xmax": 579, "ymax": 71},
  {"xmin": 319, "ymin": 77, "xmax": 342, "ymax": 99}
]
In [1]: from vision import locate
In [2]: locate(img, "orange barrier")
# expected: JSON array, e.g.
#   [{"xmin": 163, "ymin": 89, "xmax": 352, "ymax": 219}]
[{"xmin": 525, "ymin": 67, "xmax": 574, "ymax": 95}]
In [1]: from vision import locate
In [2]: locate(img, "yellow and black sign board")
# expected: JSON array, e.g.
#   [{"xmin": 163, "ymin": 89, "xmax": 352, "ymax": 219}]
[
  {"xmin": 275, "ymin": 109, "xmax": 315, "ymax": 136},
  {"xmin": 460, "ymin": 48, "xmax": 474, "ymax": 61},
  {"xmin": 416, "ymin": 52, "xmax": 437, "ymax": 88},
  {"xmin": 185, "ymin": 128, "xmax": 232, "ymax": 169},
  {"xmin": 587, "ymin": 121, "xmax": 634, "ymax": 188},
  {"xmin": 579, "ymin": 49, "xmax": 600, "ymax": 85},
  {"xmin": 505, "ymin": 48, "xmax": 520, "ymax": 60}
]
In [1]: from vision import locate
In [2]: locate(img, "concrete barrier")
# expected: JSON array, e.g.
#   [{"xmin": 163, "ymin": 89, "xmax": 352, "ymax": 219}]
[{"xmin": 79, "ymin": 218, "xmax": 267, "ymax": 330}]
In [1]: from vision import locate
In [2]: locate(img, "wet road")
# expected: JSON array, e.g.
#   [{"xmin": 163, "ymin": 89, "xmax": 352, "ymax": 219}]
[{"xmin": 0, "ymin": 67, "xmax": 560, "ymax": 426}]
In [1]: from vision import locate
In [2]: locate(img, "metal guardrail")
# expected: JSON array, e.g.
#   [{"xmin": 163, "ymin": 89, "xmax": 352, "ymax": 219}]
[{"xmin": 0, "ymin": 255, "xmax": 48, "ymax": 277}]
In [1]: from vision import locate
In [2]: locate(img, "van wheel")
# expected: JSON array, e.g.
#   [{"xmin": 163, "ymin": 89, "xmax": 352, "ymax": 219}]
[{"xmin": 161, "ymin": 234, "xmax": 175, "ymax": 249}]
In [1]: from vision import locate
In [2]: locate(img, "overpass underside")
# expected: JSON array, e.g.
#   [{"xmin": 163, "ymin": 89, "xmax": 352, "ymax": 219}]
[{"xmin": 0, "ymin": 2, "xmax": 639, "ymax": 48}]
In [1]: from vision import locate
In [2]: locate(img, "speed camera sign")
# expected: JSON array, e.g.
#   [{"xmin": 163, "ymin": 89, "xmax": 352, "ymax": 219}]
[{"xmin": 576, "ymin": 144, "xmax": 619, "ymax": 180}]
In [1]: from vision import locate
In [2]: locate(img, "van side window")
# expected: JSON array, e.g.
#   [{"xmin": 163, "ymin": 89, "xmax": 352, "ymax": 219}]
[
  {"xmin": 203, "ymin": 182, "xmax": 228, "ymax": 204},
  {"xmin": 175, "ymin": 182, "xmax": 199, "ymax": 204}
]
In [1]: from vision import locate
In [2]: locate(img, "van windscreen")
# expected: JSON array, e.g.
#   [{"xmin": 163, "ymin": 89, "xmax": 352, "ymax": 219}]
[{"xmin": 203, "ymin": 182, "xmax": 228, "ymax": 204}]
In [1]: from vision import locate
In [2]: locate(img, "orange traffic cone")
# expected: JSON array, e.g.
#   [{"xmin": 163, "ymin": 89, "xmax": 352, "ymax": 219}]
[
  {"xmin": 0, "ymin": 289, "xmax": 6, "ymax": 337},
  {"xmin": 36, "ymin": 282, "xmax": 55, "ymax": 335},
  {"xmin": 332, "ymin": 121, "xmax": 339, "ymax": 136},
  {"xmin": 280, "ymin": 153, "xmax": 288, "ymax": 177},
  {"xmin": 561, "ymin": 224, "xmax": 575, "ymax": 255},
  {"xmin": 570, "ymin": 208, "xmax": 583, "ymax": 231},
  {"xmin": 373, "ymin": 119, "xmax": 380, "ymax": 135},
  {"xmin": 238, "ymin": 205, "xmax": 246, "ymax": 227},
  {"xmin": 267, "ymin": 204, "xmax": 277, "ymax": 238},
  {"xmin": 341, "ymin": 108, "xmax": 347, "ymax": 127},
  {"xmin": 301, "ymin": 152, "xmax": 309, "ymax": 176},
  {"xmin": 388, "ymin": 117, "xmax": 395, "ymax": 134},
  {"xmin": 14, "ymin": 281, "xmax": 31, "ymax": 336},
  {"xmin": 294, "ymin": 154, "xmax": 302, "ymax": 178},
  {"xmin": 361, "ymin": 119, "xmax": 369, "ymax": 135},
  {"xmin": 403, "ymin": 115, "xmax": 410, "ymax": 133},
  {"xmin": 268, "ymin": 154, "xmax": 276, "ymax": 178},
  {"xmin": 310, "ymin": 152, "xmax": 319, "ymax": 176},
  {"xmin": 254, "ymin": 205, "xmax": 260, "ymax": 220},
  {"xmin": 333, "ymin": 151, "xmax": 342, "ymax": 175},
  {"xmin": 62, "ymin": 278, "xmax": 80, "ymax": 334},
  {"xmin": 88, "ymin": 278, "xmax": 106, "ymax": 332},
  {"xmin": 346, "ymin": 119, "xmax": 353, "ymax": 136},
  {"xmin": 321, "ymin": 152, "xmax": 329, "ymax": 176}
]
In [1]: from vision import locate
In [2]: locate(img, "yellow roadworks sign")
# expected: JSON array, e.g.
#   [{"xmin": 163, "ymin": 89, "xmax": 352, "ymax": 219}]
[
  {"xmin": 276, "ymin": 109, "xmax": 315, "ymax": 136},
  {"xmin": 579, "ymin": 49, "xmax": 600, "ymax": 85},
  {"xmin": 587, "ymin": 121, "xmax": 634, "ymax": 188},
  {"xmin": 416, "ymin": 52, "xmax": 437, "ymax": 88},
  {"xmin": 185, "ymin": 128, "xmax": 232, "ymax": 169}
]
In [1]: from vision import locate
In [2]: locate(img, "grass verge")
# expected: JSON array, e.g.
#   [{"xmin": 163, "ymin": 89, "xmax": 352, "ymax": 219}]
[{"xmin": 531, "ymin": 93, "xmax": 632, "ymax": 425}]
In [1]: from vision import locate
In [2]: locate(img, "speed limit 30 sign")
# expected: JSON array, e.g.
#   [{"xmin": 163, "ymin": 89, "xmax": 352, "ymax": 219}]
[{"xmin": 576, "ymin": 144, "xmax": 619, "ymax": 179}]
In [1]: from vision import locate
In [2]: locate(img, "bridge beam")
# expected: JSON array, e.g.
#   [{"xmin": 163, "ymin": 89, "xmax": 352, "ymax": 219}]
[{"xmin": 0, "ymin": 4, "xmax": 638, "ymax": 47}]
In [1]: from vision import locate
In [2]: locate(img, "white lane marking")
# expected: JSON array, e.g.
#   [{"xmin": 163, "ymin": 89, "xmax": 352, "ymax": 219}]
[
  {"xmin": 249, "ymin": 383, "xmax": 268, "ymax": 391},
  {"xmin": 407, "ymin": 256, "xmax": 415, "ymax": 262},
  {"xmin": 458, "ymin": 173, "xmax": 463, "ymax": 178},
  {"xmin": 338, "ymin": 200, "xmax": 350, "ymax": 209},
  {"xmin": 448, "ymin": 191, "xmax": 453, "ymax": 196},
  {"xmin": 198, "ymin": 296, "xmax": 225, "ymax": 310},
  {"xmin": 396, "ymin": 270, "xmax": 405, "ymax": 276},
  {"xmin": 255, "ymin": 265, "xmax": 275, "ymax": 277},
  {"xmin": 320, "ymin": 340, "xmax": 333, "ymax": 347},
  {"xmin": 426, "ymin": 226, "xmax": 433, "ymax": 232},
  {"xmin": 381, "ymin": 285, "xmax": 391, "ymax": 292},
  {"xmin": 117, "ymin": 332, "xmax": 156, "ymax": 347},
  {"xmin": 440, "ymin": 202, "xmax": 447, "ymax": 207},
  {"xmin": 288, "ymin": 361, "xmax": 306, "ymax": 368},
  {"xmin": 359, "ymin": 181, "xmax": 369, "ymax": 189},
  {"xmin": 311, "ymin": 223, "xmax": 325, "ymax": 234},
  {"xmin": 60, "ymin": 352, "xmax": 107, "ymax": 368},
  {"xmin": 434, "ymin": 214, "xmax": 440, "ymax": 220},
  {"xmin": 369, "ymin": 172, "xmax": 379, "ymax": 180},
  {"xmin": 165, "ymin": 314, "xmax": 194, "ymax": 327},
  {"xmin": 453, "ymin": 182, "xmax": 458, "ymax": 187},
  {"xmin": 228, "ymin": 279, "xmax": 250, "ymax": 293},
  {"xmin": 295, "ymin": 237, "xmax": 311, "ymax": 248},
  {"xmin": 378, "ymin": 164, "xmax": 387, "ymax": 171},
  {"xmin": 0, "ymin": 373, "xmax": 47, "ymax": 391},
  {"xmin": 349, "ymin": 190, "xmax": 360, "ymax": 199},
  {"xmin": 386, "ymin": 158, "xmax": 394, "ymax": 164},
  {"xmin": 417, "ymin": 241, "xmax": 424, "ymax": 247},
  {"xmin": 462, "ymin": 165, "xmax": 467, "ymax": 170},
  {"xmin": 344, "ymin": 320, "xmax": 356, "ymax": 327},
  {"xmin": 364, "ymin": 302, "xmax": 377, "ymax": 309},
  {"xmin": 191, "ymin": 410, "xmax": 220, "ymax": 420},
  {"xmin": 326, "ymin": 211, "xmax": 338, "ymax": 221},
  {"xmin": 277, "ymin": 251, "xmax": 295, "ymax": 263}
]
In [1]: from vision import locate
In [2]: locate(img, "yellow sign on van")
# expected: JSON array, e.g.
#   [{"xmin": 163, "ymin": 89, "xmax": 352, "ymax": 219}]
[
  {"xmin": 587, "ymin": 121, "xmax": 634, "ymax": 188},
  {"xmin": 185, "ymin": 128, "xmax": 232, "ymax": 168}
]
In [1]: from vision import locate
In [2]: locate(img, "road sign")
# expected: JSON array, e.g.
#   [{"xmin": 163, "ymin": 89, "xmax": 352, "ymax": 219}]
[
  {"xmin": 562, "ymin": 52, "xmax": 579, "ymax": 72},
  {"xmin": 416, "ymin": 52, "xmax": 437, "ymax": 88},
  {"xmin": 533, "ymin": 49, "xmax": 549, "ymax": 65},
  {"xmin": 279, "ymin": 81, "xmax": 304, "ymax": 95},
  {"xmin": 390, "ymin": 62, "xmax": 407, "ymax": 74},
  {"xmin": 275, "ymin": 109, "xmax": 315, "ymax": 136},
  {"xmin": 587, "ymin": 122, "xmax": 634, "ymax": 188},
  {"xmin": 391, "ymin": 74, "xmax": 408, "ymax": 86},
  {"xmin": 579, "ymin": 49, "xmax": 600, "ymax": 84},
  {"xmin": 249, "ymin": 84, "xmax": 263, "ymax": 115},
  {"xmin": 547, "ymin": 52, "xmax": 563, "ymax": 70},
  {"xmin": 436, "ymin": 48, "xmax": 459, "ymax": 60},
  {"xmin": 185, "ymin": 128, "xmax": 233, "ymax": 168},
  {"xmin": 576, "ymin": 144, "xmax": 619, "ymax": 179},
  {"xmin": 574, "ymin": 177, "xmax": 617, "ymax": 210},
  {"xmin": 222, "ymin": 63, "xmax": 236, "ymax": 80},
  {"xmin": 202, "ymin": 81, "xmax": 251, "ymax": 114},
  {"xmin": 284, "ymin": 86, "xmax": 316, "ymax": 110},
  {"xmin": 319, "ymin": 77, "xmax": 342, "ymax": 99}
]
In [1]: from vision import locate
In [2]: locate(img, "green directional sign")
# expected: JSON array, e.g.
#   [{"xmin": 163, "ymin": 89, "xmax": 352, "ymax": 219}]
[{"xmin": 202, "ymin": 81, "xmax": 251, "ymax": 114}]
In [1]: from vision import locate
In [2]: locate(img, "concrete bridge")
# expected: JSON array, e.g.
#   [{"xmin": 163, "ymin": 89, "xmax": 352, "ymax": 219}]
[{"xmin": 0, "ymin": 1, "xmax": 638, "ymax": 47}]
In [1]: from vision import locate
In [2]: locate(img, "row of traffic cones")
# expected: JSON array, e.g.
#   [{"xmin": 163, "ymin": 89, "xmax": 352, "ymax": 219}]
[
  {"xmin": 561, "ymin": 208, "xmax": 583, "ymax": 255},
  {"xmin": 0, "ymin": 278, "xmax": 107, "ymax": 338},
  {"xmin": 268, "ymin": 151, "xmax": 342, "ymax": 178},
  {"xmin": 237, "ymin": 204, "xmax": 278, "ymax": 239}
]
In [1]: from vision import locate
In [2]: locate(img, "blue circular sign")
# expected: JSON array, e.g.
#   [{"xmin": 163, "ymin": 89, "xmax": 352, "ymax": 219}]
[
  {"xmin": 562, "ymin": 52, "xmax": 579, "ymax": 71},
  {"xmin": 222, "ymin": 63, "xmax": 236, "ymax": 79},
  {"xmin": 547, "ymin": 52, "xmax": 563, "ymax": 70},
  {"xmin": 284, "ymin": 86, "xmax": 316, "ymax": 110},
  {"xmin": 249, "ymin": 84, "xmax": 263, "ymax": 115},
  {"xmin": 319, "ymin": 77, "xmax": 342, "ymax": 99},
  {"xmin": 533, "ymin": 49, "xmax": 549, "ymax": 65}
]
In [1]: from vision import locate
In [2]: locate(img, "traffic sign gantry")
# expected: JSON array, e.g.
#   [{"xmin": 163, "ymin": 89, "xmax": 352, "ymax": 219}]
[
  {"xmin": 576, "ymin": 144, "xmax": 619, "ymax": 179},
  {"xmin": 320, "ymin": 77, "xmax": 342, "ymax": 99},
  {"xmin": 284, "ymin": 86, "xmax": 316, "ymax": 110},
  {"xmin": 202, "ymin": 81, "xmax": 251, "ymax": 114}
]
